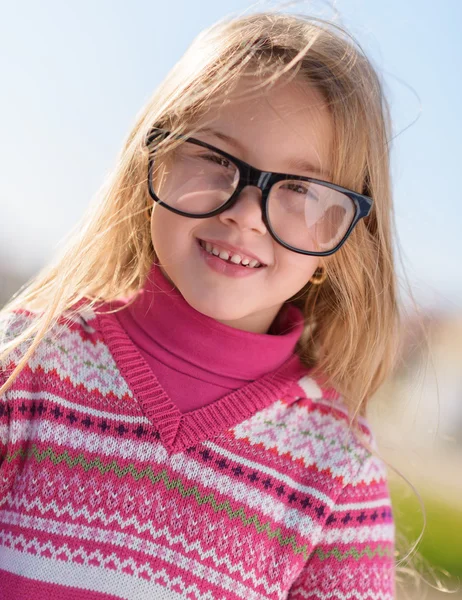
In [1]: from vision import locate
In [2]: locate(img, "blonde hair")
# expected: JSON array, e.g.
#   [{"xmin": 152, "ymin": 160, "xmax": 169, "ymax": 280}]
[{"xmin": 0, "ymin": 11, "xmax": 399, "ymax": 421}]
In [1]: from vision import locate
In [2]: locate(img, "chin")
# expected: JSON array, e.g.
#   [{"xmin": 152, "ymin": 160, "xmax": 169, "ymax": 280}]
[{"xmin": 182, "ymin": 290, "xmax": 252, "ymax": 323}]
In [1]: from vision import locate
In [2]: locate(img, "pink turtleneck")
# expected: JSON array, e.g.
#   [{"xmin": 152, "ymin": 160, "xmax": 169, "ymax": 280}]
[{"xmin": 114, "ymin": 262, "xmax": 305, "ymax": 414}]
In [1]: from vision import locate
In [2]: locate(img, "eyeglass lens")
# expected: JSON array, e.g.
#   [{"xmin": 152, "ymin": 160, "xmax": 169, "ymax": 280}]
[{"xmin": 150, "ymin": 140, "xmax": 356, "ymax": 253}]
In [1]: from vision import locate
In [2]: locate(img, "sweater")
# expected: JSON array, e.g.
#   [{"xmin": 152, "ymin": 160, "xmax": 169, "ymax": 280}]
[
  {"xmin": 0, "ymin": 303, "xmax": 395, "ymax": 599},
  {"xmin": 113, "ymin": 262, "xmax": 305, "ymax": 413}
]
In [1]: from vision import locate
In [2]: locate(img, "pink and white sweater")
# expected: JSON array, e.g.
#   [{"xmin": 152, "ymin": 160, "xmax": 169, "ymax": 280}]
[{"xmin": 0, "ymin": 304, "xmax": 395, "ymax": 599}]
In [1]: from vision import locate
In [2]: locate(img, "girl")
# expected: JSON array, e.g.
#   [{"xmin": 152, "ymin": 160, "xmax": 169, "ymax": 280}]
[{"xmin": 0, "ymin": 11, "xmax": 398, "ymax": 600}]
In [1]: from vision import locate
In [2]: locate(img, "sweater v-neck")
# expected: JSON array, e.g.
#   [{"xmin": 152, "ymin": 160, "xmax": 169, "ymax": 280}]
[{"xmin": 95, "ymin": 264, "xmax": 308, "ymax": 454}]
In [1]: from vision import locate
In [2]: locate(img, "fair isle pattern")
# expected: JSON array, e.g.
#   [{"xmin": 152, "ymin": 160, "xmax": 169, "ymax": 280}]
[
  {"xmin": 0, "ymin": 308, "xmax": 134, "ymax": 409},
  {"xmin": 232, "ymin": 396, "xmax": 383, "ymax": 483},
  {"xmin": 0, "ymin": 308, "xmax": 395, "ymax": 599}
]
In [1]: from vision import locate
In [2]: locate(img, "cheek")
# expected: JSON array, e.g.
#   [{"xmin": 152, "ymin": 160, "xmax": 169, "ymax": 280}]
[
  {"xmin": 150, "ymin": 211, "xmax": 166, "ymax": 257},
  {"xmin": 275, "ymin": 246, "xmax": 320, "ymax": 288},
  {"xmin": 151, "ymin": 207, "xmax": 190, "ymax": 259}
]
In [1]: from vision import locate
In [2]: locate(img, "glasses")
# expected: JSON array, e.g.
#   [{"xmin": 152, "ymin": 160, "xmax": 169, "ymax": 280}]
[{"xmin": 145, "ymin": 127, "xmax": 373, "ymax": 256}]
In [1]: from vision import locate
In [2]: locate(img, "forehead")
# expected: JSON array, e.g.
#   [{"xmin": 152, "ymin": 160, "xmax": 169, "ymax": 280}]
[{"xmin": 193, "ymin": 76, "xmax": 333, "ymax": 176}]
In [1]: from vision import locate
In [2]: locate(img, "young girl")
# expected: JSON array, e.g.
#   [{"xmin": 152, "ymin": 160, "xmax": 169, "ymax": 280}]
[{"xmin": 0, "ymin": 11, "xmax": 398, "ymax": 600}]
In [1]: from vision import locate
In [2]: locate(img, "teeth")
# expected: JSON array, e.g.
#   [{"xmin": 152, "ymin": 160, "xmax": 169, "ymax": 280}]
[{"xmin": 200, "ymin": 240, "xmax": 262, "ymax": 268}]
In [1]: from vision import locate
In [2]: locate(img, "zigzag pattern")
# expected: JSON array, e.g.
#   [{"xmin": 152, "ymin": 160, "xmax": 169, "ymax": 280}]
[
  {"xmin": 318, "ymin": 523, "xmax": 394, "ymax": 545},
  {"xmin": 0, "ymin": 531, "xmax": 271, "ymax": 600},
  {"xmin": 0, "ymin": 509, "xmax": 295, "ymax": 591},
  {"xmin": 289, "ymin": 588, "xmax": 392, "ymax": 600},
  {"xmin": 4, "ymin": 418, "xmax": 350, "ymax": 526},
  {"xmin": 312, "ymin": 545, "xmax": 392, "ymax": 561},
  {"xmin": 3, "ymin": 444, "xmax": 317, "ymax": 560},
  {"xmin": 1, "ymin": 463, "xmax": 392, "ymax": 547},
  {"xmin": 13, "ymin": 415, "xmax": 337, "ymax": 502},
  {"xmin": 4, "ymin": 439, "xmax": 335, "ymax": 535},
  {"xmin": 289, "ymin": 561, "xmax": 394, "ymax": 599}
]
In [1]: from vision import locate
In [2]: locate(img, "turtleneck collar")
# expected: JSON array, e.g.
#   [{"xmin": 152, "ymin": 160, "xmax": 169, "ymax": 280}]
[{"xmin": 120, "ymin": 262, "xmax": 305, "ymax": 382}]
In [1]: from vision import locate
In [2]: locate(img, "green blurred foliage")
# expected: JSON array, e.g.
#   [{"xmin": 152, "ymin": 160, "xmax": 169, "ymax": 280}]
[{"xmin": 391, "ymin": 479, "xmax": 462, "ymax": 577}]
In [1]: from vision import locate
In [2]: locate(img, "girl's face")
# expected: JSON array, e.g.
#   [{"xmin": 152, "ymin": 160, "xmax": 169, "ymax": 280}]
[{"xmin": 150, "ymin": 77, "xmax": 333, "ymax": 333}]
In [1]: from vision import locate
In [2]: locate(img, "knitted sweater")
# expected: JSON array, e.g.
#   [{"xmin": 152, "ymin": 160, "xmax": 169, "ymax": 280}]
[{"xmin": 0, "ymin": 305, "xmax": 395, "ymax": 599}]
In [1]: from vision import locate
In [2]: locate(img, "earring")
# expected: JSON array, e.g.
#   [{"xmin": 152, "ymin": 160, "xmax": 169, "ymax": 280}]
[{"xmin": 309, "ymin": 267, "xmax": 327, "ymax": 285}]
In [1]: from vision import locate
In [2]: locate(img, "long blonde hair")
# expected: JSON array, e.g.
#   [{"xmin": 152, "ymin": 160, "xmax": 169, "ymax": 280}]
[{"xmin": 0, "ymin": 12, "xmax": 399, "ymax": 421}]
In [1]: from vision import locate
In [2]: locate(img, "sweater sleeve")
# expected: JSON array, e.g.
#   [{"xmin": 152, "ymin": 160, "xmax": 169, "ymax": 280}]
[
  {"xmin": 0, "ymin": 309, "xmax": 26, "ymax": 465},
  {"xmin": 0, "ymin": 312, "xmax": 11, "ymax": 465},
  {"xmin": 0, "ymin": 362, "xmax": 12, "ymax": 469},
  {"xmin": 287, "ymin": 444, "xmax": 396, "ymax": 600},
  {"xmin": 0, "ymin": 374, "xmax": 6, "ymax": 465}
]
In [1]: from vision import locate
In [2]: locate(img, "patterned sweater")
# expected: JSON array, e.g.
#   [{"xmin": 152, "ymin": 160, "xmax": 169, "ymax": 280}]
[{"xmin": 0, "ymin": 305, "xmax": 395, "ymax": 599}]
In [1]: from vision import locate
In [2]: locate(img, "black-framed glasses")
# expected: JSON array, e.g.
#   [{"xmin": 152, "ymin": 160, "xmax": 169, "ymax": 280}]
[{"xmin": 145, "ymin": 127, "xmax": 373, "ymax": 256}]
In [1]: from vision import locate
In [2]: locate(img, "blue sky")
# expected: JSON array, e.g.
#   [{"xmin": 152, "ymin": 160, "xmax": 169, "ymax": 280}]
[{"xmin": 1, "ymin": 0, "xmax": 461, "ymax": 311}]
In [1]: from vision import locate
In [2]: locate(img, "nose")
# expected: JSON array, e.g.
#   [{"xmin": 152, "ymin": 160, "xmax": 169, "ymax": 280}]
[{"xmin": 218, "ymin": 186, "xmax": 267, "ymax": 235}]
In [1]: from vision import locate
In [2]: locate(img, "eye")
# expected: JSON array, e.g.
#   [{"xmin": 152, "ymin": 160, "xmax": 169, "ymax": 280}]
[
  {"xmin": 281, "ymin": 182, "xmax": 316, "ymax": 196},
  {"xmin": 284, "ymin": 183, "xmax": 308, "ymax": 194},
  {"xmin": 201, "ymin": 153, "xmax": 232, "ymax": 169}
]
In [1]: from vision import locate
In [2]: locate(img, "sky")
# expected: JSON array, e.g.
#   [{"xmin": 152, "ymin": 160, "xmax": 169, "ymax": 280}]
[{"xmin": 1, "ymin": 0, "xmax": 461, "ymax": 311}]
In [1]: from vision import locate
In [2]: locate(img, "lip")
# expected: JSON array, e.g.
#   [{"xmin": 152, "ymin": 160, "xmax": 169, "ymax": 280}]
[
  {"xmin": 197, "ymin": 237, "xmax": 267, "ymax": 266},
  {"xmin": 197, "ymin": 240, "xmax": 264, "ymax": 278}
]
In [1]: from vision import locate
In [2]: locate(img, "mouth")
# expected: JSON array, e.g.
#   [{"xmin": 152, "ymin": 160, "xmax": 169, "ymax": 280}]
[{"xmin": 197, "ymin": 238, "xmax": 266, "ymax": 269}]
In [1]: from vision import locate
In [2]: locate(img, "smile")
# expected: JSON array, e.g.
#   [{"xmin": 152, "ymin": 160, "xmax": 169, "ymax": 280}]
[{"xmin": 198, "ymin": 239, "xmax": 264, "ymax": 268}]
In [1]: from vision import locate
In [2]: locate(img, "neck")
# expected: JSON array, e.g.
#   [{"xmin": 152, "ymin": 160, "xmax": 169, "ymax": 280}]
[{"xmin": 214, "ymin": 304, "xmax": 285, "ymax": 334}]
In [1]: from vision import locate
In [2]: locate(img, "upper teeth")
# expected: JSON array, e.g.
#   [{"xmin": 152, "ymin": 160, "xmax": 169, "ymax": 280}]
[{"xmin": 200, "ymin": 240, "xmax": 262, "ymax": 268}]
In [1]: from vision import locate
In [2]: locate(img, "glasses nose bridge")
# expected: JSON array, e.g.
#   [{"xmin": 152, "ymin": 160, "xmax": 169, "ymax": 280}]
[
  {"xmin": 227, "ymin": 166, "xmax": 271, "ymax": 226},
  {"xmin": 256, "ymin": 171, "xmax": 273, "ymax": 191},
  {"xmin": 242, "ymin": 164, "xmax": 273, "ymax": 196}
]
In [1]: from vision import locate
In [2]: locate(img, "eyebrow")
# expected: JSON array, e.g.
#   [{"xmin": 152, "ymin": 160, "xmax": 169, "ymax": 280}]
[{"xmin": 195, "ymin": 127, "xmax": 330, "ymax": 179}]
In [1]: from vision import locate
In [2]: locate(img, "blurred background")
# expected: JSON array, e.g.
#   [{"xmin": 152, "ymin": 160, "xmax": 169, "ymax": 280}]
[{"xmin": 1, "ymin": 0, "xmax": 461, "ymax": 597}]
